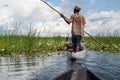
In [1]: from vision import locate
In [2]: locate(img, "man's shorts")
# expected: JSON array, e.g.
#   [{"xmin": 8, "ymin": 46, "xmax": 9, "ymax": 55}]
[{"xmin": 72, "ymin": 34, "xmax": 82, "ymax": 48}]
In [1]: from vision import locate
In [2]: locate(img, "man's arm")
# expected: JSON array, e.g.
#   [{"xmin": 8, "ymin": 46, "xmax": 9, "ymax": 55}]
[
  {"xmin": 82, "ymin": 16, "xmax": 86, "ymax": 25},
  {"xmin": 60, "ymin": 13, "xmax": 71, "ymax": 25}
]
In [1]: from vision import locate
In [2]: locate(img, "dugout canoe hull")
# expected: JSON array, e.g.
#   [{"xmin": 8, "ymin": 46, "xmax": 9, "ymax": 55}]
[{"xmin": 54, "ymin": 66, "xmax": 101, "ymax": 80}]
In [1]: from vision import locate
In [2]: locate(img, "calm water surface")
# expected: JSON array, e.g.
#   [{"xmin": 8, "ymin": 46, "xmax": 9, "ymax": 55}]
[{"xmin": 0, "ymin": 50, "xmax": 120, "ymax": 80}]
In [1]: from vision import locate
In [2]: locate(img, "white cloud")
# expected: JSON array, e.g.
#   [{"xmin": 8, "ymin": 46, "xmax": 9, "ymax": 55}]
[
  {"xmin": 85, "ymin": 10, "xmax": 120, "ymax": 35},
  {"xmin": 0, "ymin": 0, "xmax": 66, "ymax": 36},
  {"xmin": 90, "ymin": 0, "xmax": 96, "ymax": 3},
  {"xmin": 0, "ymin": 0, "xmax": 120, "ymax": 36},
  {"xmin": 62, "ymin": 0, "xmax": 65, "ymax": 1},
  {"xmin": 33, "ymin": 19, "xmax": 71, "ymax": 36}
]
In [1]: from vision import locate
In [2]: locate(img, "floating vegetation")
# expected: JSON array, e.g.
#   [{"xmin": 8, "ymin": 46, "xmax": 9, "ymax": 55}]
[
  {"xmin": 84, "ymin": 34, "xmax": 120, "ymax": 53},
  {"xmin": 0, "ymin": 32, "xmax": 120, "ymax": 56},
  {"xmin": 0, "ymin": 34, "xmax": 66, "ymax": 56}
]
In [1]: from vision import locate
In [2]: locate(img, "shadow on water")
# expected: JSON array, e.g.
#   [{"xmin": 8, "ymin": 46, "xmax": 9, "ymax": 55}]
[{"xmin": 0, "ymin": 50, "xmax": 120, "ymax": 80}]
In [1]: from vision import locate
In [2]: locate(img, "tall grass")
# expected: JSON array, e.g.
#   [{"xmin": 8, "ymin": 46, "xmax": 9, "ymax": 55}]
[
  {"xmin": 0, "ymin": 22, "xmax": 120, "ymax": 56},
  {"xmin": 0, "ymin": 33, "xmax": 120, "ymax": 56},
  {"xmin": 84, "ymin": 33, "xmax": 120, "ymax": 53},
  {"xmin": 0, "ymin": 34, "xmax": 66, "ymax": 56},
  {"xmin": 0, "ymin": 22, "xmax": 66, "ymax": 56}
]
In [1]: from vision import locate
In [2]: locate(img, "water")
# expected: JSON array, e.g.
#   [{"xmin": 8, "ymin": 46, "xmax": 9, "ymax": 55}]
[
  {"xmin": 83, "ymin": 51, "xmax": 120, "ymax": 80},
  {"xmin": 0, "ymin": 50, "xmax": 120, "ymax": 80}
]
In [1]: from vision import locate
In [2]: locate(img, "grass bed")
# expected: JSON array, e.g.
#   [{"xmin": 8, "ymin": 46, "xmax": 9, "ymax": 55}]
[{"xmin": 0, "ymin": 34, "xmax": 120, "ymax": 56}]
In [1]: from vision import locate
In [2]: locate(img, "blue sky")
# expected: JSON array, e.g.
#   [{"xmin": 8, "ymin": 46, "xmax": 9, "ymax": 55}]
[
  {"xmin": 87, "ymin": 0, "xmax": 120, "ymax": 11},
  {"xmin": 46, "ymin": 0, "xmax": 60, "ymax": 5},
  {"xmin": 46, "ymin": 0, "xmax": 120, "ymax": 11},
  {"xmin": 0, "ymin": 0, "xmax": 120, "ymax": 36}
]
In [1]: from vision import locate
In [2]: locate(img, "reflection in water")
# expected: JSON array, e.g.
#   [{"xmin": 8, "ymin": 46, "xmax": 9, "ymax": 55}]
[
  {"xmin": 0, "ymin": 56, "xmax": 40, "ymax": 80},
  {"xmin": 28, "ymin": 54, "xmax": 73, "ymax": 80},
  {"xmin": 0, "ymin": 50, "xmax": 120, "ymax": 80}
]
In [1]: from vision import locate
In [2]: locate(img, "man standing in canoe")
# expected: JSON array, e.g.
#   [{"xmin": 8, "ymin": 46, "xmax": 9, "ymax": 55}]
[{"xmin": 60, "ymin": 6, "xmax": 86, "ymax": 52}]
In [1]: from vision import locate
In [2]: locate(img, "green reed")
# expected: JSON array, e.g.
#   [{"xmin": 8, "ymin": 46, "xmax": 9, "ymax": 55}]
[
  {"xmin": 83, "ymin": 33, "xmax": 120, "ymax": 53},
  {"xmin": 0, "ymin": 33, "xmax": 66, "ymax": 56},
  {"xmin": 0, "ymin": 31, "xmax": 120, "ymax": 56}
]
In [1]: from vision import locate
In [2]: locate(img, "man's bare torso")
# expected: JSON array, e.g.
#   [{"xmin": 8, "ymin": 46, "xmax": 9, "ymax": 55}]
[{"xmin": 70, "ymin": 13, "xmax": 86, "ymax": 35}]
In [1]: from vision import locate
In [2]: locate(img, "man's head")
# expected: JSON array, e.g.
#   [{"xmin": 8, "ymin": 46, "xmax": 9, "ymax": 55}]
[{"xmin": 74, "ymin": 6, "xmax": 81, "ymax": 13}]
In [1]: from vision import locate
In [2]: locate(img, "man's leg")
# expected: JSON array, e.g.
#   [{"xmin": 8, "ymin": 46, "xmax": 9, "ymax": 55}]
[
  {"xmin": 76, "ymin": 35, "xmax": 82, "ymax": 52},
  {"xmin": 72, "ymin": 34, "xmax": 77, "ymax": 52},
  {"xmin": 76, "ymin": 45, "xmax": 80, "ymax": 52}
]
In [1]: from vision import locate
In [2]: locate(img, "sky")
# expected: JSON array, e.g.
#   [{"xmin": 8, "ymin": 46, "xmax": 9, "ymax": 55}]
[{"xmin": 0, "ymin": 0, "xmax": 120, "ymax": 36}]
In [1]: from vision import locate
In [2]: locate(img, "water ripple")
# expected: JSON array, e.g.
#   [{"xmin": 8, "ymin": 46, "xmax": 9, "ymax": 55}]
[{"xmin": 0, "ymin": 50, "xmax": 120, "ymax": 80}]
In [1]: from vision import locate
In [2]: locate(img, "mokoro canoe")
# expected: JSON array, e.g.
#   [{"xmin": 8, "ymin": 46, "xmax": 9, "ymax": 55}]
[
  {"xmin": 54, "ymin": 66, "xmax": 101, "ymax": 80},
  {"xmin": 65, "ymin": 42, "xmax": 87, "ymax": 59},
  {"xmin": 66, "ymin": 49, "xmax": 87, "ymax": 59}
]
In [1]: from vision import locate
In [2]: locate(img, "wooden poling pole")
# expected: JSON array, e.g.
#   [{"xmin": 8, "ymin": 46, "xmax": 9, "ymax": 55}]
[
  {"xmin": 84, "ymin": 31, "xmax": 105, "ymax": 47},
  {"xmin": 40, "ymin": 0, "xmax": 61, "ymax": 15}
]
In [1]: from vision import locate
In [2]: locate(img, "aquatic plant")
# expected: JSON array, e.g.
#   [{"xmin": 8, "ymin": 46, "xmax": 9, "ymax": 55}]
[
  {"xmin": 83, "ymin": 33, "xmax": 120, "ymax": 53},
  {"xmin": 0, "ymin": 24, "xmax": 120, "ymax": 56}
]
